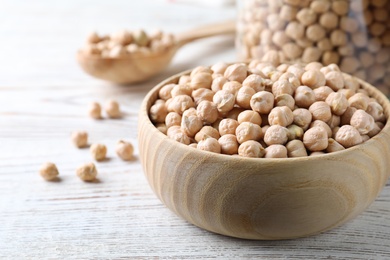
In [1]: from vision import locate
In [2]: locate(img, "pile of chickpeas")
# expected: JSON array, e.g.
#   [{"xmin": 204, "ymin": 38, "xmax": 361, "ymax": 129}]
[
  {"xmin": 81, "ymin": 29, "xmax": 175, "ymax": 58},
  {"xmin": 236, "ymin": 0, "xmax": 390, "ymax": 95},
  {"xmin": 149, "ymin": 60, "xmax": 386, "ymax": 158}
]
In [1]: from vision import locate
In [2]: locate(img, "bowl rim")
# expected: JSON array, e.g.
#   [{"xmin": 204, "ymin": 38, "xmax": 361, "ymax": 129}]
[{"xmin": 140, "ymin": 66, "xmax": 390, "ymax": 163}]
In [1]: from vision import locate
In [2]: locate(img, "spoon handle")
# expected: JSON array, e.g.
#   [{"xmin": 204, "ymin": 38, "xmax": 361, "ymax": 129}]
[{"xmin": 175, "ymin": 20, "xmax": 236, "ymax": 47}]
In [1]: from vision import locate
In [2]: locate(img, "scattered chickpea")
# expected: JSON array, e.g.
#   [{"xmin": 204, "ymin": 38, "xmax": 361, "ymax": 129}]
[
  {"xmin": 286, "ymin": 140, "xmax": 308, "ymax": 157},
  {"xmin": 303, "ymin": 127, "xmax": 328, "ymax": 152},
  {"xmin": 76, "ymin": 162, "xmax": 98, "ymax": 182},
  {"xmin": 197, "ymin": 137, "xmax": 221, "ymax": 154},
  {"xmin": 238, "ymin": 140, "xmax": 265, "ymax": 158},
  {"xmin": 218, "ymin": 134, "xmax": 239, "ymax": 155},
  {"xmin": 90, "ymin": 143, "xmax": 107, "ymax": 161},
  {"xmin": 116, "ymin": 140, "xmax": 134, "ymax": 161},
  {"xmin": 335, "ymin": 125, "xmax": 363, "ymax": 148},
  {"xmin": 39, "ymin": 162, "xmax": 59, "ymax": 181},
  {"xmin": 105, "ymin": 100, "xmax": 121, "ymax": 118},
  {"xmin": 223, "ymin": 81, "xmax": 243, "ymax": 95},
  {"xmin": 265, "ymin": 144, "xmax": 288, "ymax": 158},
  {"xmin": 88, "ymin": 102, "xmax": 102, "ymax": 119},
  {"xmin": 350, "ymin": 109, "xmax": 376, "ymax": 134},
  {"xmin": 71, "ymin": 131, "xmax": 88, "ymax": 148}
]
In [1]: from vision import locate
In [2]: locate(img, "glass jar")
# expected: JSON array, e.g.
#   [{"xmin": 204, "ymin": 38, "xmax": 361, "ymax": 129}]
[{"xmin": 236, "ymin": 0, "xmax": 390, "ymax": 95}]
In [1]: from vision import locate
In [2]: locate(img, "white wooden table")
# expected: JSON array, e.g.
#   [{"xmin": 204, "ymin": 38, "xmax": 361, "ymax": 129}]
[{"xmin": 1, "ymin": 1, "xmax": 389, "ymax": 259}]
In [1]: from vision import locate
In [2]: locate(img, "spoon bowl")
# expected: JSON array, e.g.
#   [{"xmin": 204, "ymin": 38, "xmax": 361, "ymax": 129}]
[{"xmin": 77, "ymin": 21, "xmax": 235, "ymax": 84}]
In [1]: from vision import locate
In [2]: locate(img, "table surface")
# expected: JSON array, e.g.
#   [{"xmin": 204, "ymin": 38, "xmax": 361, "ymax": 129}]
[{"xmin": 1, "ymin": 1, "xmax": 390, "ymax": 259}]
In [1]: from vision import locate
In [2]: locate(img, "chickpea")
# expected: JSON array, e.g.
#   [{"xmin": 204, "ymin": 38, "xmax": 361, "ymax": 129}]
[
  {"xmin": 302, "ymin": 47, "xmax": 323, "ymax": 63},
  {"xmin": 313, "ymin": 86, "xmax": 334, "ymax": 101},
  {"xmin": 235, "ymin": 122, "xmax": 262, "ymax": 144},
  {"xmin": 235, "ymin": 86, "xmax": 255, "ymax": 109},
  {"xmin": 238, "ymin": 140, "xmax": 265, "ymax": 158},
  {"xmin": 366, "ymin": 101, "xmax": 385, "ymax": 122},
  {"xmin": 250, "ymin": 91, "xmax": 275, "ymax": 114},
  {"xmin": 242, "ymin": 74, "xmax": 266, "ymax": 92},
  {"xmin": 211, "ymin": 62, "xmax": 229, "ymax": 75},
  {"xmin": 116, "ymin": 140, "xmax": 134, "ymax": 161},
  {"xmin": 326, "ymin": 138, "xmax": 345, "ymax": 153},
  {"xmin": 303, "ymin": 127, "xmax": 328, "ymax": 152},
  {"xmin": 306, "ymin": 24, "xmax": 326, "ymax": 42},
  {"xmin": 223, "ymin": 81, "xmax": 242, "ymax": 95},
  {"xmin": 275, "ymin": 94, "xmax": 295, "ymax": 110},
  {"xmin": 337, "ymin": 89, "xmax": 355, "ymax": 100},
  {"xmin": 264, "ymin": 125, "xmax": 289, "ymax": 146},
  {"xmin": 310, "ymin": 120, "xmax": 332, "ymax": 138},
  {"xmin": 168, "ymin": 95, "xmax": 195, "ymax": 115},
  {"xmin": 319, "ymin": 11, "xmax": 339, "ymax": 30},
  {"xmin": 285, "ymin": 21, "xmax": 305, "ymax": 40},
  {"xmin": 287, "ymin": 124, "xmax": 304, "ymax": 140},
  {"xmin": 317, "ymin": 38, "xmax": 333, "ymax": 52},
  {"xmin": 272, "ymin": 79, "xmax": 294, "ymax": 97},
  {"xmin": 325, "ymin": 92, "xmax": 348, "ymax": 116},
  {"xmin": 156, "ymin": 123, "xmax": 167, "ymax": 134},
  {"xmin": 165, "ymin": 112, "xmax": 181, "ymax": 128},
  {"xmin": 225, "ymin": 107, "xmax": 245, "ymax": 121},
  {"xmin": 150, "ymin": 101, "xmax": 168, "ymax": 123},
  {"xmin": 350, "ymin": 109, "xmax": 375, "ymax": 135},
  {"xmin": 348, "ymin": 93, "xmax": 370, "ymax": 110},
  {"xmin": 105, "ymin": 100, "xmax": 121, "ymax": 118},
  {"xmin": 330, "ymin": 29, "xmax": 348, "ymax": 47},
  {"xmin": 39, "ymin": 162, "xmax": 59, "ymax": 181},
  {"xmin": 237, "ymin": 110, "xmax": 262, "ymax": 125},
  {"xmin": 196, "ymin": 100, "xmax": 219, "ymax": 124},
  {"xmin": 224, "ymin": 64, "xmax": 248, "ymax": 83},
  {"xmin": 325, "ymin": 71, "xmax": 345, "ymax": 91},
  {"xmin": 90, "ymin": 143, "xmax": 107, "ymax": 161},
  {"xmin": 178, "ymin": 75, "xmax": 191, "ymax": 85},
  {"xmin": 218, "ymin": 134, "xmax": 239, "ymax": 155},
  {"xmin": 71, "ymin": 131, "xmax": 88, "ymax": 148},
  {"xmin": 88, "ymin": 102, "xmax": 102, "ymax": 119},
  {"xmin": 181, "ymin": 114, "xmax": 203, "ymax": 138},
  {"xmin": 367, "ymin": 122, "xmax": 383, "ymax": 137},
  {"xmin": 293, "ymin": 108, "xmax": 312, "ymax": 130},
  {"xmin": 192, "ymin": 88, "xmax": 214, "ymax": 105},
  {"xmin": 282, "ymin": 42, "xmax": 303, "ymax": 60},
  {"xmin": 159, "ymin": 83, "xmax": 175, "ymax": 100},
  {"xmin": 171, "ymin": 84, "xmax": 192, "ymax": 97},
  {"xmin": 195, "ymin": 126, "xmax": 220, "ymax": 143},
  {"xmin": 286, "ymin": 140, "xmax": 308, "ymax": 157},
  {"xmin": 265, "ymin": 144, "xmax": 288, "ymax": 158},
  {"xmin": 190, "ymin": 66, "xmax": 212, "ymax": 78},
  {"xmin": 197, "ymin": 137, "xmax": 221, "ymax": 154},
  {"xmin": 76, "ymin": 162, "xmax": 98, "ymax": 182},
  {"xmin": 296, "ymin": 8, "xmax": 317, "ymax": 26},
  {"xmin": 211, "ymin": 76, "xmax": 228, "ymax": 92},
  {"xmin": 218, "ymin": 118, "xmax": 239, "ymax": 136},
  {"xmin": 332, "ymin": 1, "xmax": 349, "ymax": 16},
  {"xmin": 191, "ymin": 72, "xmax": 212, "ymax": 90},
  {"xmin": 294, "ymin": 85, "xmax": 316, "ymax": 108},
  {"xmin": 287, "ymin": 65, "xmax": 305, "ymax": 79},
  {"xmin": 327, "ymin": 115, "xmax": 341, "ymax": 129},
  {"xmin": 310, "ymin": 0, "xmax": 330, "ymax": 13},
  {"xmin": 340, "ymin": 106, "xmax": 357, "ymax": 126},
  {"xmin": 309, "ymin": 101, "xmax": 332, "ymax": 122},
  {"xmin": 268, "ymin": 106, "xmax": 294, "ymax": 127},
  {"xmin": 213, "ymin": 90, "xmax": 235, "ymax": 113},
  {"xmin": 335, "ymin": 125, "xmax": 363, "ymax": 148},
  {"xmin": 301, "ymin": 69, "xmax": 326, "ymax": 89}
]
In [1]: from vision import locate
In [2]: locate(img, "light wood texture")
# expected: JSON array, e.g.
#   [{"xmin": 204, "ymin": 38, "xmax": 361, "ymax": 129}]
[
  {"xmin": 2, "ymin": 0, "xmax": 390, "ymax": 258},
  {"xmin": 138, "ymin": 71, "xmax": 390, "ymax": 240},
  {"xmin": 77, "ymin": 20, "xmax": 236, "ymax": 85}
]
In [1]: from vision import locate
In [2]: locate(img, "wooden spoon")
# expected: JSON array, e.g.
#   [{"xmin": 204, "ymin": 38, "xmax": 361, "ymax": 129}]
[{"xmin": 77, "ymin": 20, "xmax": 236, "ymax": 84}]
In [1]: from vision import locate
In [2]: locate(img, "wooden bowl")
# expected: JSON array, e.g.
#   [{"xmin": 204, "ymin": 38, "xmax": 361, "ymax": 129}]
[{"xmin": 138, "ymin": 70, "xmax": 390, "ymax": 240}]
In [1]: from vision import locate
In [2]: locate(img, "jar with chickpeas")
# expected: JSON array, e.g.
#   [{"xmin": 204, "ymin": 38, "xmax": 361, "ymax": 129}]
[{"xmin": 236, "ymin": 0, "xmax": 390, "ymax": 95}]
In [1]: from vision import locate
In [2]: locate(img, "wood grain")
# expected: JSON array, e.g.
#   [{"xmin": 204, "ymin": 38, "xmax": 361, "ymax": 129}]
[
  {"xmin": 138, "ymin": 71, "xmax": 390, "ymax": 240},
  {"xmin": 1, "ymin": 0, "xmax": 390, "ymax": 259}
]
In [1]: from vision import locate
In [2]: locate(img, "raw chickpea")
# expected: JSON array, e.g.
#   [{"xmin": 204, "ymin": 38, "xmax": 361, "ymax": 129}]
[
  {"xmin": 250, "ymin": 91, "xmax": 275, "ymax": 114},
  {"xmin": 340, "ymin": 57, "xmax": 360, "ymax": 74},
  {"xmin": 213, "ymin": 90, "xmax": 235, "ymax": 113},
  {"xmin": 181, "ymin": 114, "xmax": 203, "ymax": 138},
  {"xmin": 310, "ymin": 120, "xmax": 332, "ymax": 138},
  {"xmin": 332, "ymin": 0, "xmax": 349, "ymax": 16},
  {"xmin": 150, "ymin": 102, "xmax": 168, "ymax": 123},
  {"xmin": 335, "ymin": 125, "xmax": 363, "ymax": 148},
  {"xmin": 326, "ymin": 138, "xmax": 345, "ymax": 153},
  {"xmin": 287, "ymin": 65, "xmax": 305, "ymax": 79},
  {"xmin": 322, "ymin": 51, "xmax": 340, "ymax": 66},
  {"xmin": 313, "ymin": 86, "xmax": 334, "ymax": 101},
  {"xmin": 156, "ymin": 123, "xmax": 167, "ymax": 134},
  {"xmin": 218, "ymin": 134, "xmax": 239, "ymax": 155},
  {"xmin": 167, "ymin": 126, "xmax": 191, "ymax": 145},
  {"xmin": 268, "ymin": 106, "xmax": 294, "ymax": 127},
  {"xmin": 306, "ymin": 24, "xmax": 326, "ymax": 42},
  {"xmin": 279, "ymin": 72, "xmax": 301, "ymax": 90},
  {"xmin": 159, "ymin": 83, "xmax": 175, "ymax": 100},
  {"xmin": 293, "ymin": 108, "xmax": 312, "ymax": 130},
  {"xmin": 332, "ymin": 126, "xmax": 340, "ymax": 138},
  {"xmin": 280, "ymin": 5, "xmax": 297, "ymax": 21},
  {"xmin": 192, "ymin": 88, "xmax": 214, "ymax": 105},
  {"xmin": 361, "ymin": 135, "xmax": 370, "ymax": 142},
  {"xmin": 108, "ymin": 45, "xmax": 127, "ymax": 58},
  {"xmin": 327, "ymin": 115, "xmax": 341, "ymax": 129},
  {"xmin": 282, "ymin": 42, "xmax": 303, "ymax": 60},
  {"xmin": 237, "ymin": 110, "xmax": 262, "ymax": 125},
  {"xmin": 343, "ymin": 75, "xmax": 360, "ymax": 92},
  {"xmin": 317, "ymin": 38, "xmax": 333, "ymax": 52},
  {"xmin": 39, "ymin": 162, "xmax": 59, "ymax": 181},
  {"xmin": 294, "ymin": 85, "xmax": 316, "ymax": 108},
  {"xmin": 319, "ymin": 12, "xmax": 339, "ymax": 30},
  {"xmin": 211, "ymin": 62, "xmax": 229, "ymax": 75},
  {"xmin": 275, "ymin": 94, "xmax": 295, "ymax": 110},
  {"xmin": 83, "ymin": 44, "xmax": 101, "ymax": 56},
  {"xmin": 190, "ymin": 66, "xmax": 212, "ymax": 78},
  {"xmin": 264, "ymin": 125, "xmax": 289, "ymax": 146},
  {"xmin": 350, "ymin": 109, "xmax": 375, "ymax": 135},
  {"xmin": 325, "ymin": 71, "xmax": 344, "ymax": 91},
  {"xmin": 165, "ymin": 112, "xmax": 181, "ymax": 128},
  {"xmin": 286, "ymin": 140, "xmax": 308, "ymax": 157},
  {"xmin": 330, "ymin": 29, "xmax": 348, "ymax": 47},
  {"xmin": 171, "ymin": 84, "xmax": 192, "ymax": 97},
  {"xmin": 272, "ymin": 79, "xmax": 294, "ymax": 96},
  {"xmin": 341, "ymin": 106, "xmax": 357, "ymax": 126},
  {"xmin": 90, "ymin": 143, "xmax": 107, "ymax": 161},
  {"xmin": 168, "ymin": 95, "xmax": 195, "ymax": 114},
  {"xmin": 178, "ymin": 75, "xmax": 191, "ymax": 85},
  {"xmin": 225, "ymin": 107, "xmax": 245, "ymax": 120},
  {"xmin": 71, "ymin": 131, "xmax": 88, "ymax": 148},
  {"xmin": 325, "ymin": 92, "xmax": 348, "ymax": 116},
  {"xmin": 296, "ymin": 8, "xmax": 317, "ymax": 26},
  {"xmin": 236, "ymin": 86, "xmax": 256, "ymax": 109},
  {"xmin": 76, "ymin": 162, "xmax": 98, "ymax": 182},
  {"xmin": 287, "ymin": 124, "xmax": 304, "ymax": 140},
  {"xmin": 303, "ymin": 127, "xmax": 328, "ymax": 152},
  {"xmin": 88, "ymin": 102, "xmax": 102, "ymax": 119},
  {"xmin": 196, "ymin": 100, "xmax": 219, "ymax": 124},
  {"xmin": 194, "ymin": 126, "xmax": 220, "ymax": 143},
  {"xmin": 301, "ymin": 69, "xmax": 326, "ymax": 89},
  {"xmin": 116, "ymin": 140, "xmax": 134, "ymax": 161},
  {"xmin": 310, "ymin": 0, "xmax": 330, "ymax": 13},
  {"xmin": 337, "ymin": 89, "xmax": 355, "ymax": 99},
  {"xmin": 272, "ymin": 31, "xmax": 291, "ymax": 48},
  {"xmin": 224, "ymin": 64, "xmax": 248, "ymax": 83},
  {"xmin": 197, "ymin": 137, "xmax": 221, "ymax": 154},
  {"xmin": 235, "ymin": 122, "xmax": 262, "ymax": 144},
  {"xmin": 265, "ymin": 144, "xmax": 288, "ymax": 158},
  {"xmin": 302, "ymin": 47, "xmax": 323, "ymax": 63},
  {"xmin": 223, "ymin": 81, "xmax": 242, "ymax": 95},
  {"xmin": 366, "ymin": 101, "xmax": 385, "ymax": 122},
  {"xmin": 211, "ymin": 76, "xmax": 228, "ymax": 93},
  {"xmin": 191, "ymin": 72, "xmax": 212, "ymax": 90},
  {"xmin": 238, "ymin": 140, "xmax": 265, "ymax": 158},
  {"xmin": 242, "ymin": 74, "xmax": 266, "ymax": 92},
  {"xmin": 309, "ymin": 101, "xmax": 332, "ymax": 122},
  {"xmin": 219, "ymin": 118, "xmax": 239, "ymax": 136},
  {"xmin": 285, "ymin": 21, "xmax": 305, "ymax": 40},
  {"xmin": 367, "ymin": 122, "xmax": 383, "ymax": 137},
  {"xmin": 348, "ymin": 93, "xmax": 370, "ymax": 110},
  {"xmin": 105, "ymin": 100, "xmax": 121, "ymax": 118}
]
